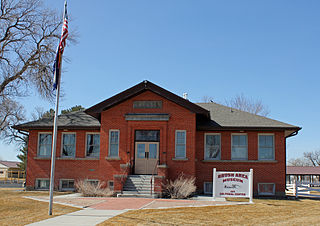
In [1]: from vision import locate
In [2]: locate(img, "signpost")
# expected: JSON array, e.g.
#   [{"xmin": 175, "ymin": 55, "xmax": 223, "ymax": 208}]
[{"xmin": 213, "ymin": 168, "xmax": 253, "ymax": 203}]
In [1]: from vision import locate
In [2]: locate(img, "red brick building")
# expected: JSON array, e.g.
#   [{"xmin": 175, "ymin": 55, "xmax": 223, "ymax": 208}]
[{"xmin": 14, "ymin": 81, "xmax": 300, "ymax": 196}]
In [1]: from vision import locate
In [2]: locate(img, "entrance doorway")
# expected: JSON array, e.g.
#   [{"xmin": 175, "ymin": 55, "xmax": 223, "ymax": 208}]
[
  {"xmin": 134, "ymin": 130, "xmax": 160, "ymax": 174},
  {"xmin": 134, "ymin": 142, "xmax": 159, "ymax": 174}
]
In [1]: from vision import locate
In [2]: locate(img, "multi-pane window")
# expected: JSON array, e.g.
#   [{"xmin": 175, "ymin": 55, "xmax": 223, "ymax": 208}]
[
  {"xmin": 36, "ymin": 179, "xmax": 50, "ymax": 190},
  {"xmin": 60, "ymin": 179, "xmax": 75, "ymax": 191},
  {"xmin": 175, "ymin": 130, "xmax": 186, "ymax": 158},
  {"xmin": 204, "ymin": 182, "xmax": 213, "ymax": 195},
  {"xmin": 259, "ymin": 135, "xmax": 274, "ymax": 160},
  {"xmin": 231, "ymin": 134, "xmax": 248, "ymax": 160},
  {"xmin": 109, "ymin": 130, "xmax": 119, "ymax": 157},
  {"xmin": 62, "ymin": 133, "xmax": 76, "ymax": 158},
  {"xmin": 204, "ymin": 134, "xmax": 221, "ymax": 160},
  {"xmin": 38, "ymin": 133, "xmax": 52, "ymax": 157},
  {"xmin": 86, "ymin": 133, "xmax": 100, "ymax": 157}
]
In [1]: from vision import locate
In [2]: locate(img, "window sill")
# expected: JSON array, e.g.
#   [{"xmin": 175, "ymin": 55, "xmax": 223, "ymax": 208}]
[
  {"xmin": 172, "ymin": 157, "xmax": 188, "ymax": 161},
  {"xmin": 34, "ymin": 157, "xmax": 51, "ymax": 160},
  {"xmin": 105, "ymin": 157, "xmax": 121, "ymax": 160},
  {"xmin": 56, "ymin": 157, "xmax": 99, "ymax": 160},
  {"xmin": 202, "ymin": 160, "xmax": 277, "ymax": 163}
]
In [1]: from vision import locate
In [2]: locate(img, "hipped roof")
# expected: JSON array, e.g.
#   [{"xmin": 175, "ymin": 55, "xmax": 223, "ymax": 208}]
[{"xmin": 13, "ymin": 80, "xmax": 301, "ymax": 137}]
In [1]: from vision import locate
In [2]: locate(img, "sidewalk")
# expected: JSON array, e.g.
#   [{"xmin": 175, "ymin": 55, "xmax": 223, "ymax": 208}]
[{"xmin": 25, "ymin": 194, "xmax": 250, "ymax": 226}]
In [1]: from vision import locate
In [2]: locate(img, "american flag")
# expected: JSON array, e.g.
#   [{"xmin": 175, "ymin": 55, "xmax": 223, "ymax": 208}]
[{"xmin": 53, "ymin": 1, "xmax": 68, "ymax": 90}]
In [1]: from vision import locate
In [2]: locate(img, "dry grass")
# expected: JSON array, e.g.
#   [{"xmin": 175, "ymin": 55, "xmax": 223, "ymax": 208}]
[
  {"xmin": 100, "ymin": 198, "xmax": 320, "ymax": 225},
  {"xmin": 0, "ymin": 188, "xmax": 80, "ymax": 226}
]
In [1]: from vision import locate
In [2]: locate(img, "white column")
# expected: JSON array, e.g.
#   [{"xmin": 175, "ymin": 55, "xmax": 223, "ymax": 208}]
[{"xmin": 212, "ymin": 168, "xmax": 216, "ymax": 200}]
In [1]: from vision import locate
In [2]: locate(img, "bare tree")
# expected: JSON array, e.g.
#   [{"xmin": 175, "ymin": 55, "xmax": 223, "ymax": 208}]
[
  {"xmin": 0, "ymin": 0, "xmax": 76, "ymax": 136},
  {"xmin": 225, "ymin": 94, "xmax": 270, "ymax": 116},
  {"xmin": 303, "ymin": 151, "xmax": 320, "ymax": 167},
  {"xmin": 287, "ymin": 157, "xmax": 312, "ymax": 166}
]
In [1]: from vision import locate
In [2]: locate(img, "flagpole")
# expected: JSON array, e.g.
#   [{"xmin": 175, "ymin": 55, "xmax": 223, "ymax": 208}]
[
  {"xmin": 48, "ymin": 67, "xmax": 61, "ymax": 215},
  {"xmin": 48, "ymin": 0, "xmax": 67, "ymax": 215}
]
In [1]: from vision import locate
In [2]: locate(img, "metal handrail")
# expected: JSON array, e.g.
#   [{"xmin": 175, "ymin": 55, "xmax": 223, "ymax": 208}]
[{"xmin": 150, "ymin": 161, "xmax": 159, "ymax": 196}]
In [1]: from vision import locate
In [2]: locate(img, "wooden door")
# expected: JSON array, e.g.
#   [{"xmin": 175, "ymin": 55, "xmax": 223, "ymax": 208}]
[{"xmin": 135, "ymin": 142, "xmax": 159, "ymax": 174}]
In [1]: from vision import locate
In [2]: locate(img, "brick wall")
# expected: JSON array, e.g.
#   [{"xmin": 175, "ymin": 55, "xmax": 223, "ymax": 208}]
[
  {"xmin": 195, "ymin": 130, "xmax": 286, "ymax": 196},
  {"xmin": 26, "ymin": 90, "xmax": 288, "ymax": 196}
]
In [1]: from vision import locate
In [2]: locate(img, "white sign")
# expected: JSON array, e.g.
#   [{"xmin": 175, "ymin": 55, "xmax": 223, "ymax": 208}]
[{"xmin": 213, "ymin": 168, "xmax": 253, "ymax": 203}]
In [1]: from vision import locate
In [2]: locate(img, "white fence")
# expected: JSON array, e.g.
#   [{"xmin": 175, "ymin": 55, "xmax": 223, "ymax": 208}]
[{"xmin": 287, "ymin": 182, "xmax": 320, "ymax": 198}]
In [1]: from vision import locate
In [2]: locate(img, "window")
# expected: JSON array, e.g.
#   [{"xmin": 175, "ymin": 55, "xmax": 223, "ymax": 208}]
[
  {"xmin": 60, "ymin": 179, "xmax": 75, "ymax": 191},
  {"xmin": 175, "ymin": 130, "xmax": 186, "ymax": 158},
  {"xmin": 86, "ymin": 133, "xmax": 100, "ymax": 157},
  {"xmin": 258, "ymin": 183, "xmax": 275, "ymax": 196},
  {"xmin": 85, "ymin": 179, "xmax": 99, "ymax": 186},
  {"xmin": 204, "ymin": 182, "xmax": 213, "ymax": 195},
  {"xmin": 109, "ymin": 130, "xmax": 119, "ymax": 157},
  {"xmin": 231, "ymin": 134, "xmax": 248, "ymax": 160},
  {"xmin": 259, "ymin": 135, "xmax": 274, "ymax": 160},
  {"xmin": 62, "ymin": 133, "xmax": 76, "ymax": 158},
  {"xmin": 204, "ymin": 134, "xmax": 221, "ymax": 160},
  {"xmin": 0, "ymin": 171, "xmax": 3, "ymax": 174},
  {"xmin": 38, "ymin": 133, "xmax": 52, "ymax": 157},
  {"xmin": 36, "ymin": 179, "xmax": 50, "ymax": 190},
  {"xmin": 108, "ymin": 181, "xmax": 114, "ymax": 191}
]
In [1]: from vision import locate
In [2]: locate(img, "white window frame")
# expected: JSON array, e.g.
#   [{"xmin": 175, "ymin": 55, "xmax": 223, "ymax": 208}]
[
  {"xmin": 175, "ymin": 130, "xmax": 186, "ymax": 158},
  {"xmin": 85, "ymin": 179, "xmax": 100, "ymax": 186},
  {"xmin": 37, "ymin": 132, "xmax": 52, "ymax": 157},
  {"xmin": 108, "ymin": 130, "xmax": 120, "ymax": 157},
  {"xmin": 59, "ymin": 179, "xmax": 75, "ymax": 191},
  {"xmin": 204, "ymin": 133, "xmax": 221, "ymax": 160},
  {"xmin": 231, "ymin": 133, "xmax": 248, "ymax": 160},
  {"xmin": 203, "ymin": 182, "xmax": 213, "ymax": 195},
  {"xmin": 108, "ymin": 180, "xmax": 114, "ymax": 191},
  {"xmin": 35, "ymin": 178, "xmax": 50, "ymax": 190},
  {"xmin": 258, "ymin": 183, "xmax": 275, "ymax": 196},
  {"xmin": 258, "ymin": 134, "xmax": 275, "ymax": 160},
  {"xmin": 85, "ymin": 132, "xmax": 100, "ymax": 158},
  {"xmin": 61, "ymin": 132, "xmax": 76, "ymax": 158}
]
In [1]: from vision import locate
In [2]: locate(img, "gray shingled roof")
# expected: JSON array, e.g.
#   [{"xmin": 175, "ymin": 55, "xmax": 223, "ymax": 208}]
[
  {"xmin": 13, "ymin": 102, "xmax": 300, "ymax": 136},
  {"xmin": 196, "ymin": 102, "xmax": 300, "ymax": 131},
  {"xmin": 13, "ymin": 111, "xmax": 100, "ymax": 131}
]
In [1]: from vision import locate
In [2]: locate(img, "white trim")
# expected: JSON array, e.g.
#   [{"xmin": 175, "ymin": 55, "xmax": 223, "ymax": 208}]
[
  {"xmin": 203, "ymin": 182, "xmax": 213, "ymax": 194},
  {"xmin": 35, "ymin": 178, "xmax": 50, "ymax": 190},
  {"xmin": 258, "ymin": 134, "xmax": 275, "ymax": 161},
  {"xmin": 61, "ymin": 132, "xmax": 76, "ymax": 158},
  {"xmin": 37, "ymin": 132, "xmax": 52, "ymax": 157},
  {"xmin": 59, "ymin": 178, "xmax": 75, "ymax": 191},
  {"xmin": 108, "ymin": 180, "xmax": 114, "ymax": 190},
  {"xmin": 231, "ymin": 133, "xmax": 248, "ymax": 160},
  {"xmin": 108, "ymin": 129, "xmax": 120, "ymax": 157},
  {"xmin": 258, "ymin": 183, "xmax": 275, "ymax": 196},
  {"xmin": 204, "ymin": 133, "xmax": 221, "ymax": 160},
  {"xmin": 85, "ymin": 132, "xmax": 100, "ymax": 158},
  {"xmin": 175, "ymin": 130, "xmax": 186, "ymax": 158}
]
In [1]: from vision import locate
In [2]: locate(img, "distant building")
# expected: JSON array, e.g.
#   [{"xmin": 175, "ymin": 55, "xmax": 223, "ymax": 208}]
[
  {"xmin": 286, "ymin": 166, "xmax": 320, "ymax": 184},
  {"xmin": 0, "ymin": 161, "xmax": 24, "ymax": 180},
  {"xmin": 14, "ymin": 80, "xmax": 301, "ymax": 196}
]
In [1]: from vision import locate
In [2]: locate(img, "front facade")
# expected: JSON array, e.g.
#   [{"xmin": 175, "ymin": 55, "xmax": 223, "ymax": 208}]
[
  {"xmin": 14, "ymin": 81, "xmax": 300, "ymax": 196},
  {"xmin": 0, "ymin": 161, "xmax": 24, "ymax": 180}
]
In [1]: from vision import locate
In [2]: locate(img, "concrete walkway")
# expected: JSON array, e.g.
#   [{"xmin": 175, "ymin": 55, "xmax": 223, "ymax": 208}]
[
  {"xmin": 25, "ymin": 194, "xmax": 250, "ymax": 226},
  {"xmin": 27, "ymin": 209, "xmax": 127, "ymax": 226}
]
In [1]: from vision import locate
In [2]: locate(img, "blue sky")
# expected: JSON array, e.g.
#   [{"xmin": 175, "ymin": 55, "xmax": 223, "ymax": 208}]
[{"xmin": 1, "ymin": 0, "xmax": 319, "ymax": 161}]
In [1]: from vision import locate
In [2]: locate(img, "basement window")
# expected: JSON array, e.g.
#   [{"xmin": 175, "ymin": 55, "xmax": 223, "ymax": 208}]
[
  {"xmin": 108, "ymin": 181, "xmax": 114, "ymax": 191},
  {"xmin": 258, "ymin": 183, "xmax": 275, "ymax": 196},
  {"xmin": 60, "ymin": 179, "xmax": 75, "ymax": 191},
  {"xmin": 35, "ymin": 178, "xmax": 50, "ymax": 190},
  {"xmin": 203, "ymin": 182, "xmax": 213, "ymax": 195}
]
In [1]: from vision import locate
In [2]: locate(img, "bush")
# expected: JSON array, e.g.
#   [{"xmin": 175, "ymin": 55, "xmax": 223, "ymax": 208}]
[
  {"xmin": 75, "ymin": 180, "xmax": 114, "ymax": 197},
  {"xmin": 164, "ymin": 174, "xmax": 196, "ymax": 199}
]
